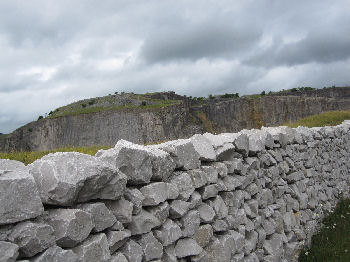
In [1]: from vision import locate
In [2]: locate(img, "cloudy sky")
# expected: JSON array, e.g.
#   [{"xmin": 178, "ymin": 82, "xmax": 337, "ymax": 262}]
[{"xmin": 1, "ymin": 0, "xmax": 350, "ymax": 133}]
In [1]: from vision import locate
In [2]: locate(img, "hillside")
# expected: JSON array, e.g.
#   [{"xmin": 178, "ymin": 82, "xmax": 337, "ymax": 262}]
[{"xmin": 1, "ymin": 87, "xmax": 350, "ymax": 152}]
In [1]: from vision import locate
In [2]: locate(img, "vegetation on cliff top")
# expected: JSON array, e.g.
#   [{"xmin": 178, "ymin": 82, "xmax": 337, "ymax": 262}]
[
  {"xmin": 285, "ymin": 110, "xmax": 350, "ymax": 128},
  {"xmin": 45, "ymin": 92, "xmax": 182, "ymax": 119}
]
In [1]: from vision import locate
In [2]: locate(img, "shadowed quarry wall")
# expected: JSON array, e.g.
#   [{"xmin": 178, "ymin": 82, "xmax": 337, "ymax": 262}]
[{"xmin": 0, "ymin": 121, "xmax": 350, "ymax": 261}]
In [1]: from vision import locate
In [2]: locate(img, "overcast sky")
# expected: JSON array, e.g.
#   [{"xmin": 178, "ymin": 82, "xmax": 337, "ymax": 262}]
[{"xmin": 1, "ymin": 0, "xmax": 350, "ymax": 133}]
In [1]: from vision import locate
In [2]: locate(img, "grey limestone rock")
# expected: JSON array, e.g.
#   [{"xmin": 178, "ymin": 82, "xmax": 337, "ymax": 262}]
[
  {"xmin": 72, "ymin": 233, "xmax": 111, "ymax": 262},
  {"xmin": 262, "ymin": 233, "xmax": 284, "ymax": 258},
  {"xmin": 262, "ymin": 218, "xmax": 277, "ymax": 236},
  {"xmin": 110, "ymin": 252, "xmax": 128, "ymax": 262},
  {"xmin": 244, "ymin": 253, "xmax": 259, "ymax": 262},
  {"xmin": 106, "ymin": 230, "xmax": 131, "ymax": 254},
  {"xmin": 188, "ymin": 169, "xmax": 208, "ymax": 188},
  {"xmin": 0, "ymin": 168, "xmax": 43, "ymax": 225},
  {"xmin": 188, "ymin": 191, "xmax": 203, "ymax": 209},
  {"xmin": 212, "ymin": 219, "xmax": 229, "ymax": 232},
  {"xmin": 216, "ymin": 143, "xmax": 236, "ymax": 161},
  {"xmin": 225, "ymin": 159, "xmax": 243, "ymax": 174},
  {"xmin": 96, "ymin": 140, "xmax": 153, "ymax": 185},
  {"xmin": 194, "ymin": 224, "xmax": 213, "ymax": 248},
  {"xmin": 201, "ymin": 166, "xmax": 218, "ymax": 184},
  {"xmin": 146, "ymin": 147, "xmax": 176, "ymax": 181},
  {"xmin": 0, "ymin": 241, "xmax": 19, "ymax": 262},
  {"xmin": 232, "ymin": 252, "xmax": 245, "ymax": 262},
  {"xmin": 208, "ymin": 195, "xmax": 228, "ymax": 219},
  {"xmin": 163, "ymin": 244, "xmax": 177, "ymax": 262},
  {"xmin": 105, "ymin": 198, "xmax": 133, "ymax": 224},
  {"xmin": 77, "ymin": 202, "xmax": 116, "ymax": 232},
  {"xmin": 29, "ymin": 152, "xmax": 125, "ymax": 206},
  {"xmin": 244, "ymin": 231, "xmax": 258, "ymax": 255},
  {"xmin": 127, "ymin": 209, "xmax": 161, "ymax": 235},
  {"xmin": 205, "ymin": 237, "xmax": 232, "ymax": 262},
  {"xmin": 229, "ymin": 230, "xmax": 245, "ymax": 253},
  {"xmin": 155, "ymin": 139, "xmax": 201, "ymax": 170},
  {"xmin": 169, "ymin": 200, "xmax": 190, "ymax": 219},
  {"xmin": 8, "ymin": 221, "xmax": 55, "ymax": 258},
  {"xmin": 190, "ymin": 134, "xmax": 216, "ymax": 161},
  {"xmin": 31, "ymin": 245, "xmax": 78, "ymax": 262},
  {"xmin": 175, "ymin": 238, "xmax": 202, "ymax": 258},
  {"xmin": 169, "ymin": 172, "xmax": 194, "ymax": 201},
  {"xmin": 154, "ymin": 219, "xmax": 182, "ymax": 246},
  {"xmin": 45, "ymin": 208, "xmax": 93, "ymax": 248},
  {"xmin": 147, "ymin": 201, "xmax": 170, "ymax": 224},
  {"xmin": 119, "ymin": 240, "xmax": 143, "ymax": 262},
  {"xmin": 140, "ymin": 182, "xmax": 168, "ymax": 206},
  {"xmin": 191, "ymin": 251, "xmax": 210, "ymax": 262},
  {"xmin": 198, "ymin": 203, "xmax": 215, "ymax": 223},
  {"xmin": 137, "ymin": 232, "xmax": 163, "ymax": 261},
  {"xmin": 234, "ymin": 133, "xmax": 250, "ymax": 156},
  {"xmin": 199, "ymin": 184, "xmax": 219, "ymax": 200},
  {"xmin": 0, "ymin": 159, "xmax": 25, "ymax": 171},
  {"xmin": 124, "ymin": 188, "xmax": 145, "ymax": 215},
  {"xmin": 180, "ymin": 210, "xmax": 200, "ymax": 237}
]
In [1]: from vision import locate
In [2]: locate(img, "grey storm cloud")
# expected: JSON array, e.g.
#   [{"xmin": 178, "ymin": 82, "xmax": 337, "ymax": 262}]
[
  {"xmin": 0, "ymin": 0, "xmax": 350, "ymax": 133},
  {"xmin": 141, "ymin": 23, "xmax": 262, "ymax": 63}
]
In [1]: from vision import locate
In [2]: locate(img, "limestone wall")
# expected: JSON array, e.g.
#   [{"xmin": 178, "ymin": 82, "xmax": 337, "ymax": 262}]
[{"xmin": 0, "ymin": 121, "xmax": 350, "ymax": 262}]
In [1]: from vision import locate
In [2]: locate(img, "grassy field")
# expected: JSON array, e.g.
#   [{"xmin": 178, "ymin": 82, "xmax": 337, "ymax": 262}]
[
  {"xmin": 0, "ymin": 145, "xmax": 111, "ymax": 165},
  {"xmin": 298, "ymin": 198, "xmax": 350, "ymax": 262},
  {"xmin": 285, "ymin": 110, "xmax": 350, "ymax": 128}
]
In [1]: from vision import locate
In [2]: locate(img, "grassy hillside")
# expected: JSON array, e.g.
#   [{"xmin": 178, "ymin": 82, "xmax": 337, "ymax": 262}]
[
  {"xmin": 44, "ymin": 92, "xmax": 182, "ymax": 119},
  {"xmin": 285, "ymin": 110, "xmax": 350, "ymax": 128}
]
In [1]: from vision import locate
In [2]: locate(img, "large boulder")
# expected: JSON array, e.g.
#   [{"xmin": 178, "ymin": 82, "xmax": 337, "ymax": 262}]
[
  {"xmin": 29, "ymin": 152, "xmax": 126, "ymax": 206},
  {"xmin": 0, "ymin": 168, "xmax": 43, "ymax": 225},
  {"xmin": 96, "ymin": 140, "xmax": 153, "ymax": 185},
  {"xmin": 154, "ymin": 139, "xmax": 201, "ymax": 170},
  {"xmin": 0, "ymin": 159, "xmax": 25, "ymax": 171}
]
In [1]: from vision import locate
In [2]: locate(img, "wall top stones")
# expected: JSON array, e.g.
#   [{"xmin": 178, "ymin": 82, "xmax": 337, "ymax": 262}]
[{"xmin": 0, "ymin": 120, "xmax": 349, "ymax": 261}]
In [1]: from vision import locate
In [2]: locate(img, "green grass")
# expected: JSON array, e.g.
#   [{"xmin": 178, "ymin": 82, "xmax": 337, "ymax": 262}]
[
  {"xmin": 299, "ymin": 198, "xmax": 350, "ymax": 262},
  {"xmin": 285, "ymin": 110, "xmax": 350, "ymax": 128},
  {"xmin": 48, "ymin": 99, "xmax": 181, "ymax": 119},
  {"xmin": 0, "ymin": 145, "xmax": 111, "ymax": 165}
]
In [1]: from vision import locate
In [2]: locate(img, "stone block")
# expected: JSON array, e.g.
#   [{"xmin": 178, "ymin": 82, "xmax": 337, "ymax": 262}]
[
  {"xmin": 29, "ymin": 152, "xmax": 125, "ymax": 205},
  {"xmin": 45, "ymin": 208, "xmax": 93, "ymax": 248},
  {"xmin": 0, "ymin": 168, "xmax": 43, "ymax": 225},
  {"xmin": 72, "ymin": 233, "xmax": 111, "ymax": 262},
  {"xmin": 8, "ymin": 221, "xmax": 55, "ymax": 258}
]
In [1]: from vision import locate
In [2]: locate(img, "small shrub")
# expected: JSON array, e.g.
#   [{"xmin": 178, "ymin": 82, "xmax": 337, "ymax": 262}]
[
  {"xmin": 37, "ymin": 116, "xmax": 43, "ymax": 120},
  {"xmin": 260, "ymin": 91, "xmax": 266, "ymax": 96},
  {"xmin": 48, "ymin": 111, "xmax": 53, "ymax": 115},
  {"xmin": 81, "ymin": 104, "xmax": 87, "ymax": 108},
  {"xmin": 88, "ymin": 100, "xmax": 95, "ymax": 106},
  {"xmin": 141, "ymin": 101, "xmax": 147, "ymax": 106},
  {"xmin": 28, "ymin": 128, "xmax": 33, "ymax": 132}
]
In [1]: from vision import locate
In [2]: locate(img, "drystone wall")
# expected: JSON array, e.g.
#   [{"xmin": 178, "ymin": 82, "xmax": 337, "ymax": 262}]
[{"xmin": 1, "ymin": 121, "xmax": 350, "ymax": 262}]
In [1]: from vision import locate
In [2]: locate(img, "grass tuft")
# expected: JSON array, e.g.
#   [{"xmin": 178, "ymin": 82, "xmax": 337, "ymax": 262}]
[
  {"xmin": 299, "ymin": 198, "xmax": 350, "ymax": 262},
  {"xmin": 285, "ymin": 110, "xmax": 350, "ymax": 128}
]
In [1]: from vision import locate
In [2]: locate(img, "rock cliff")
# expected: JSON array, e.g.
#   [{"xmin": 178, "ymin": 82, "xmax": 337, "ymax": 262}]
[{"xmin": 1, "ymin": 87, "xmax": 349, "ymax": 152}]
